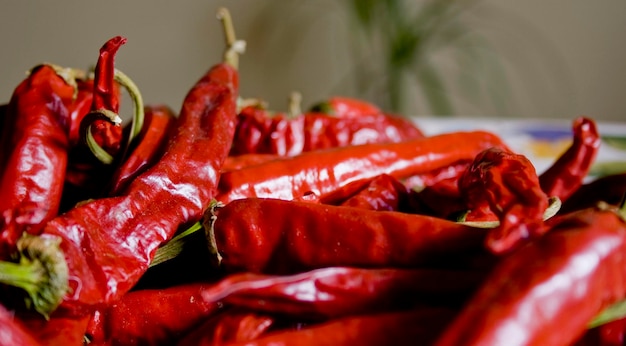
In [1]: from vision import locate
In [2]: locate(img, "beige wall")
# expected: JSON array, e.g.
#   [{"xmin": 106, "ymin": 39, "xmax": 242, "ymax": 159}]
[{"xmin": 1, "ymin": 1, "xmax": 624, "ymax": 121}]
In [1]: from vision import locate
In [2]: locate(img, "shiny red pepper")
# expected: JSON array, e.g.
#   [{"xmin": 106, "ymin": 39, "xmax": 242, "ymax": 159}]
[
  {"xmin": 434, "ymin": 206, "xmax": 626, "ymax": 346},
  {"xmin": 0, "ymin": 303, "xmax": 42, "ymax": 346},
  {"xmin": 205, "ymin": 198, "xmax": 491, "ymax": 275},
  {"xmin": 539, "ymin": 116, "xmax": 601, "ymax": 203},
  {"xmin": 217, "ymin": 131, "xmax": 509, "ymax": 204},
  {"xmin": 0, "ymin": 8, "xmax": 242, "ymax": 317},
  {"xmin": 108, "ymin": 104, "xmax": 177, "ymax": 195},
  {"xmin": 459, "ymin": 147, "xmax": 550, "ymax": 254},
  {"xmin": 0, "ymin": 64, "xmax": 78, "ymax": 256},
  {"xmin": 309, "ymin": 96, "xmax": 382, "ymax": 118},
  {"xmin": 223, "ymin": 308, "xmax": 456, "ymax": 346},
  {"xmin": 339, "ymin": 173, "xmax": 410, "ymax": 211},
  {"xmin": 222, "ymin": 153, "xmax": 281, "ymax": 172}
]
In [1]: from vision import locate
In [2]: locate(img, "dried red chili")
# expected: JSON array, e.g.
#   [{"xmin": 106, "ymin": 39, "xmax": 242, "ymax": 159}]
[
  {"xmin": 217, "ymin": 130, "xmax": 509, "ymax": 204},
  {"xmin": 434, "ymin": 205, "xmax": 626, "ymax": 346},
  {"xmin": 0, "ymin": 64, "xmax": 80, "ymax": 257},
  {"xmin": 108, "ymin": 104, "xmax": 177, "ymax": 195},
  {"xmin": 561, "ymin": 172, "xmax": 626, "ymax": 214},
  {"xmin": 309, "ymin": 96, "xmax": 382, "ymax": 118},
  {"xmin": 539, "ymin": 116, "xmax": 601, "ymax": 203},
  {"xmin": 459, "ymin": 147, "xmax": 550, "ymax": 254},
  {"xmin": 200, "ymin": 266, "xmax": 485, "ymax": 320},
  {"xmin": 0, "ymin": 303, "xmax": 42, "ymax": 346},
  {"xmin": 205, "ymin": 198, "xmax": 492, "ymax": 275},
  {"xmin": 338, "ymin": 173, "xmax": 410, "ymax": 211},
  {"xmin": 0, "ymin": 7, "xmax": 242, "ymax": 317}
]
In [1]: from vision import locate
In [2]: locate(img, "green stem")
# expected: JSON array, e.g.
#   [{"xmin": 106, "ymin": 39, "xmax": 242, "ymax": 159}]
[
  {"xmin": 0, "ymin": 234, "xmax": 69, "ymax": 318},
  {"xmin": 114, "ymin": 68, "xmax": 145, "ymax": 151},
  {"xmin": 150, "ymin": 222, "xmax": 203, "ymax": 267},
  {"xmin": 589, "ymin": 299, "xmax": 626, "ymax": 329},
  {"xmin": 81, "ymin": 109, "xmax": 122, "ymax": 165}
]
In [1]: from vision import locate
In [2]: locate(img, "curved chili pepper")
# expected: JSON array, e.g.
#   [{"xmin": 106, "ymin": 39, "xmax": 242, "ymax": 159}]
[
  {"xmin": 309, "ymin": 96, "xmax": 382, "ymax": 118},
  {"xmin": 108, "ymin": 104, "xmax": 177, "ymax": 195},
  {"xmin": 0, "ymin": 64, "xmax": 79, "ymax": 257},
  {"xmin": 459, "ymin": 147, "xmax": 550, "ymax": 254},
  {"xmin": 85, "ymin": 282, "xmax": 221, "ymax": 345},
  {"xmin": 222, "ymin": 308, "xmax": 456, "ymax": 346},
  {"xmin": 539, "ymin": 116, "xmax": 601, "ymax": 203},
  {"xmin": 0, "ymin": 8, "xmax": 242, "ymax": 317},
  {"xmin": 200, "ymin": 266, "xmax": 485, "ymax": 320},
  {"xmin": 434, "ymin": 206, "xmax": 626, "ymax": 346},
  {"xmin": 217, "ymin": 130, "xmax": 508, "ymax": 204},
  {"xmin": 177, "ymin": 308, "xmax": 275, "ymax": 346},
  {"xmin": 561, "ymin": 172, "xmax": 626, "ymax": 214},
  {"xmin": 205, "ymin": 198, "xmax": 491, "ymax": 275}
]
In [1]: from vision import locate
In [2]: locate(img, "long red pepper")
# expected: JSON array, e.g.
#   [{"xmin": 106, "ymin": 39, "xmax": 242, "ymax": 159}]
[
  {"xmin": 539, "ymin": 116, "xmax": 600, "ymax": 203},
  {"xmin": 205, "ymin": 198, "xmax": 492, "ymax": 275},
  {"xmin": 108, "ymin": 104, "xmax": 177, "ymax": 195},
  {"xmin": 459, "ymin": 147, "xmax": 550, "ymax": 254},
  {"xmin": 0, "ymin": 64, "xmax": 80, "ymax": 257},
  {"xmin": 217, "ymin": 130, "xmax": 508, "ymax": 204},
  {"xmin": 200, "ymin": 266, "xmax": 485, "ymax": 320},
  {"xmin": 0, "ymin": 7, "xmax": 242, "ymax": 317},
  {"xmin": 85, "ymin": 282, "xmax": 221, "ymax": 345},
  {"xmin": 434, "ymin": 205, "xmax": 626, "ymax": 346},
  {"xmin": 221, "ymin": 308, "xmax": 456, "ymax": 346},
  {"xmin": 338, "ymin": 173, "xmax": 410, "ymax": 211}
]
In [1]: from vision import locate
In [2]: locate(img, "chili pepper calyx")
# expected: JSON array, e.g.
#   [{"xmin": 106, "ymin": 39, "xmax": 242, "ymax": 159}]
[
  {"xmin": 0, "ymin": 234, "xmax": 69, "ymax": 318},
  {"xmin": 29, "ymin": 63, "xmax": 88, "ymax": 99}
]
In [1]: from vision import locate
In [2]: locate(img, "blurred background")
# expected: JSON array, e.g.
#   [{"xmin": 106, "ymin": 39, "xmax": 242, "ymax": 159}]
[{"xmin": 1, "ymin": 1, "xmax": 624, "ymax": 121}]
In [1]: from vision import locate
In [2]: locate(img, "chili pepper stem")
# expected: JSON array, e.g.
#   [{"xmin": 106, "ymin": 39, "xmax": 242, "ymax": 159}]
[
  {"xmin": 0, "ymin": 234, "xmax": 69, "ymax": 318},
  {"xmin": 287, "ymin": 91, "xmax": 303, "ymax": 118},
  {"xmin": 150, "ymin": 221, "xmax": 203, "ymax": 267},
  {"xmin": 205, "ymin": 200, "xmax": 224, "ymax": 267},
  {"xmin": 217, "ymin": 7, "xmax": 245, "ymax": 69},
  {"xmin": 81, "ymin": 109, "xmax": 123, "ymax": 164}
]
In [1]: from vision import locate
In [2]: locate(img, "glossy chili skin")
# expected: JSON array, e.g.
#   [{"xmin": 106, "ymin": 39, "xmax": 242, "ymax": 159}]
[
  {"xmin": 459, "ymin": 147, "xmax": 550, "ymax": 254},
  {"xmin": 228, "ymin": 103, "xmax": 423, "ymax": 157},
  {"xmin": 108, "ymin": 104, "xmax": 177, "ymax": 195},
  {"xmin": 539, "ymin": 117, "xmax": 600, "ymax": 203},
  {"xmin": 201, "ymin": 266, "xmax": 484, "ymax": 320},
  {"xmin": 217, "ymin": 131, "xmax": 508, "ymax": 204},
  {"xmin": 222, "ymin": 308, "xmax": 456, "ymax": 346},
  {"xmin": 0, "ymin": 303, "xmax": 42, "ymax": 346},
  {"xmin": 339, "ymin": 174, "xmax": 410, "ymax": 211},
  {"xmin": 19, "ymin": 312, "xmax": 90, "ymax": 346},
  {"xmin": 434, "ymin": 207, "xmax": 626, "ymax": 346},
  {"xmin": 177, "ymin": 308, "xmax": 274, "ymax": 346},
  {"xmin": 0, "ymin": 65, "xmax": 75, "ymax": 256},
  {"xmin": 41, "ymin": 59, "xmax": 239, "ymax": 315},
  {"xmin": 207, "ymin": 198, "xmax": 490, "ymax": 275},
  {"xmin": 221, "ymin": 153, "xmax": 281, "ymax": 172},
  {"xmin": 86, "ymin": 282, "xmax": 222, "ymax": 345}
]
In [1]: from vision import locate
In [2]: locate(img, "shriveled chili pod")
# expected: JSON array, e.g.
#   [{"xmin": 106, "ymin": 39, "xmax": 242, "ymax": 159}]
[
  {"xmin": 108, "ymin": 104, "xmax": 177, "ymax": 195},
  {"xmin": 0, "ymin": 7, "xmax": 243, "ymax": 317},
  {"xmin": 177, "ymin": 307, "xmax": 275, "ymax": 346},
  {"xmin": 205, "ymin": 198, "xmax": 493, "ymax": 275},
  {"xmin": 222, "ymin": 308, "xmax": 456, "ymax": 346},
  {"xmin": 217, "ymin": 131, "xmax": 509, "ymax": 204},
  {"xmin": 85, "ymin": 282, "xmax": 222, "ymax": 346},
  {"xmin": 458, "ymin": 147, "xmax": 550, "ymax": 254},
  {"xmin": 200, "ymin": 266, "xmax": 485, "ymax": 320},
  {"xmin": 0, "ymin": 64, "xmax": 81, "ymax": 256},
  {"xmin": 539, "ymin": 116, "xmax": 601, "ymax": 203},
  {"xmin": 339, "ymin": 174, "xmax": 410, "ymax": 211},
  {"xmin": 434, "ymin": 205, "xmax": 626, "ymax": 346}
]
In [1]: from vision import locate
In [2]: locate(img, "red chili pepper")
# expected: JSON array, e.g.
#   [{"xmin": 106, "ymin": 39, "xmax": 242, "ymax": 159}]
[
  {"xmin": 339, "ymin": 174, "xmax": 410, "ymax": 211},
  {"xmin": 222, "ymin": 308, "xmax": 456, "ymax": 346},
  {"xmin": 0, "ymin": 303, "xmax": 42, "ymax": 346},
  {"xmin": 434, "ymin": 206, "xmax": 626, "ymax": 346},
  {"xmin": 177, "ymin": 308, "xmax": 275, "ymax": 346},
  {"xmin": 217, "ymin": 131, "xmax": 508, "ymax": 204},
  {"xmin": 561, "ymin": 172, "xmax": 626, "ymax": 214},
  {"xmin": 19, "ymin": 313, "xmax": 90, "ymax": 346},
  {"xmin": 200, "ymin": 266, "xmax": 485, "ymax": 320},
  {"xmin": 0, "ymin": 8, "xmax": 242, "ymax": 317},
  {"xmin": 539, "ymin": 116, "xmax": 601, "ymax": 203},
  {"xmin": 0, "ymin": 64, "xmax": 78, "ymax": 256},
  {"xmin": 205, "ymin": 198, "xmax": 491, "ymax": 275},
  {"xmin": 108, "ymin": 104, "xmax": 177, "ymax": 195},
  {"xmin": 67, "ymin": 77, "xmax": 94, "ymax": 147},
  {"xmin": 458, "ymin": 147, "xmax": 550, "ymax": 254},
  {"xmin": 85, "ymin": 282, "xmax": 221, "ymax": 345},
  {"xmin": 222, "ymin": 153, "xmax": 281, "ymax": 172},
  {"xmin": 309, "ymin": 96, "xmax": 382, "ymax": 118}
]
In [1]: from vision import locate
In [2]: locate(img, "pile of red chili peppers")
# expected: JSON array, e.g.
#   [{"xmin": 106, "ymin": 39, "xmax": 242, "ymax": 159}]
[{"xmin": 0, "ymin": 7, "xmax": 625, "ymax": 346}]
